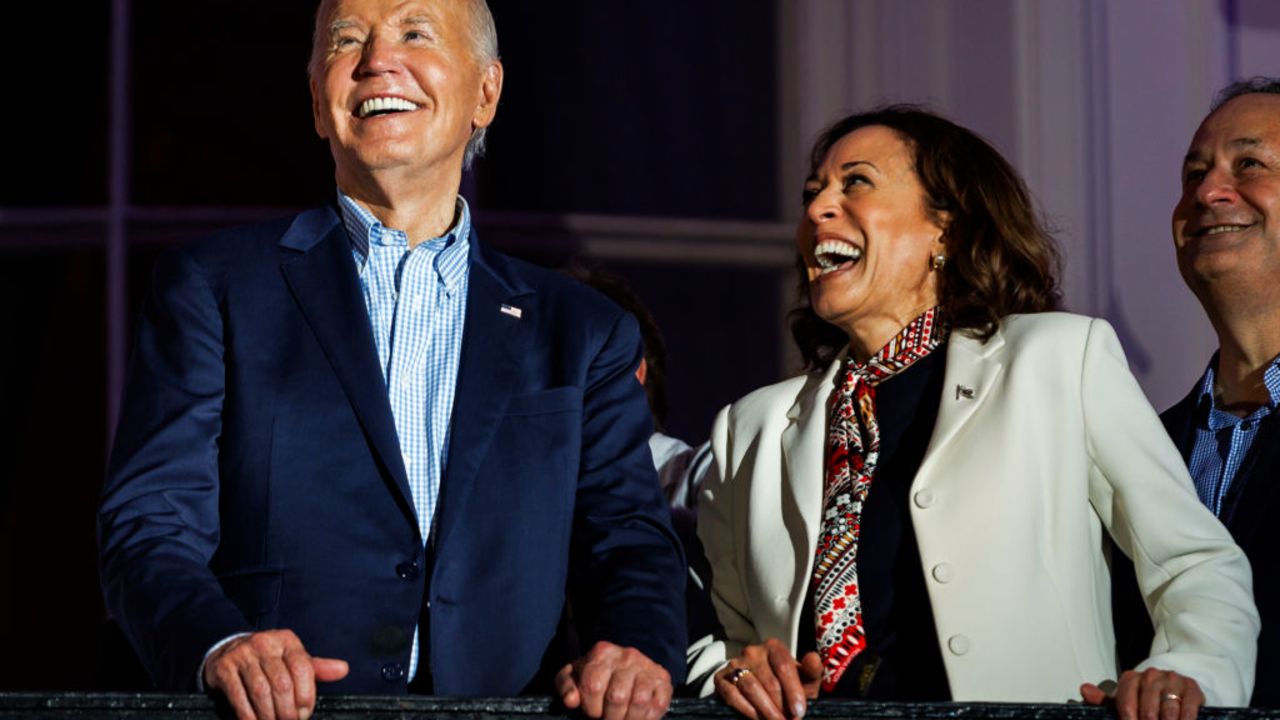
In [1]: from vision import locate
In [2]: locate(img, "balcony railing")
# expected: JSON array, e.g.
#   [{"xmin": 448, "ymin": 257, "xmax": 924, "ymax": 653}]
[{"xmin": 0, "ymin": 695, "xmax": 1273, "ymax": 720}]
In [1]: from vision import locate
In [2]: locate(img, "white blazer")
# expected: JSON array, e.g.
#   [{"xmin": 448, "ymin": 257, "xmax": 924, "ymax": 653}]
[{"xmin": 689, "ymin": 313, "xmax": 1258, "ymax": 705}]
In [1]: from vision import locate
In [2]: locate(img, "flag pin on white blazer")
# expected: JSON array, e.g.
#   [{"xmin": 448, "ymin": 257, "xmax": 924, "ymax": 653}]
[
  {"xmin": 500, "ymin": 304, "xmax": 523, "ymax": 319},
  {"xmin": 955, "ymin": 385, "xmax": 975, "ymax": 400}
]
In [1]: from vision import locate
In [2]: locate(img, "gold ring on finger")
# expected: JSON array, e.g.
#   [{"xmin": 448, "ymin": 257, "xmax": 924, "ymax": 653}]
[
  {"xmin": 1161, "ymin": 693, "xmax": 1181, "ymax": 703},
  {"xmin": 726, "ymin": 667, "xmax": 752, "ymax": 686}
]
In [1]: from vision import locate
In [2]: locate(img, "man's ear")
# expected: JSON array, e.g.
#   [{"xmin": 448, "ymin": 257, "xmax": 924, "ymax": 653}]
[
  {"xmin": 310, "ymin": 76, "xmax": 328, "ymax": 139},
  {"xmin": 472, "ymin": 60, "xmax": 504, "ymax": 130}
]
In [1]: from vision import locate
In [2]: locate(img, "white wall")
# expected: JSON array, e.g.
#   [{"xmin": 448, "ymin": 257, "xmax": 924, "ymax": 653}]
[{"xmin": 777, "ymin": 0, "xmax": 1280, "ymax": 409}]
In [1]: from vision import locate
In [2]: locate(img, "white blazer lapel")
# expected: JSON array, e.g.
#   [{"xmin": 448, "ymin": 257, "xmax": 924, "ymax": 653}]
[
  {"xmin": 779, "ymin": 359, "xmax": 843, "ymax": 604},
  {"xmin": 916, "ymin": 326, "xmax": 1008, "ymax": 483}
]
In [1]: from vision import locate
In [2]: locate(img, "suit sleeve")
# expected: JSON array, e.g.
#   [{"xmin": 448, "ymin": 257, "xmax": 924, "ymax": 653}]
[
  {"xmin": 686, "ymin": 404, "xmax": 756, "ymax": 697},
  {"xmin": 98, "ymin": 248, "xmax": 252, "ymax": 690},
  {"xmin": 1082, "ymin": 318, "xmax": 1259, "ymax": 705},
  {"xmin": 572, "ymin": 310, "xmax": 688, "ymax": 683}
]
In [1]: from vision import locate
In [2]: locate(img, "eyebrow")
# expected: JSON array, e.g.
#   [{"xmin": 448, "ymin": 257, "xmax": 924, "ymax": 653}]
[
  {"xmin": 805, "ymin": 160, "xmax": 880, "ymax": 183},
  {"xmin": 328, "ymin": 12, "xmax": 433, "ymax": 33},
  {"xmin": 328, "ymin": 18, "xmax": 358, "ymax": 35},
  {"xmin": 840, "ymin": 161, "xmax": 879, "ymax": 172},
  {"xmin": 1184, "ymin": 137, "xmax": 1263, "ymax": 164}
]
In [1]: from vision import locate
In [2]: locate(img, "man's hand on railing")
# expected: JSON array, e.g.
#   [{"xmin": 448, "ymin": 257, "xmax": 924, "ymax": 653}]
[
  {"xmin": 555, "ymin": 640, "xmax": 672, "ymax": 720},
  {"xmin": 1081, "ymin": 668, "xmax": 1205, "ymax": 720},
  {"xmin": 203, "ymin": 629, "xmax": 349, "ymax": 720}
]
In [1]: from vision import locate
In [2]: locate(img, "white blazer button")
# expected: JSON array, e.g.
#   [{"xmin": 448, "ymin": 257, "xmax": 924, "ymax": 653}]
[
  {"xmin": 931, "ymin": 563, "xmax": 954, "ymax": 583},
  {"xmin": 948, "ymin": 635, "xmax": 971, "ymax": 655},
  {"xmin": 914, "ymin": 490, "xmax": 936, "ymax": 508}
]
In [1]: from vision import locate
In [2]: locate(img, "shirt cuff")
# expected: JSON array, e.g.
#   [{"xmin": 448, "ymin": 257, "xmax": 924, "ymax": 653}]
[{"xmin": 196, "ymin": 632, "xmax": 253, "ymax": 692}]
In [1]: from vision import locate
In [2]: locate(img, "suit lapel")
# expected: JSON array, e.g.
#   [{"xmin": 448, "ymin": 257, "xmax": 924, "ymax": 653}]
[
  {"xmin": 778, "ymin": 327, "xmax": 1005, "ymax": 561},
  {"xmin": 278, "ymin": 207, "xmax": 416, "ymax": 532},
  {"xmin": 1161, "ymin": 380, "xmax": 1280, "ymax": 546},
  {"xmin": 1225, "ymin": 414, "xmax": 1280, "ymax": 545},
  {"xmin": 432, "ymin": 238, "xmax": 534, "ymax": 553},
  {"xmin": 780, "ymin": 359, "xmax": 843, "ymax": 578},
  {"xmin": 914, "ymin": 327, "xmax": 1007, "ymax": 484}
]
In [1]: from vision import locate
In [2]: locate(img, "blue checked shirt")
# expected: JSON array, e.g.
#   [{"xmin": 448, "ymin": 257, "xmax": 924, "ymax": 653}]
[
  {"xmin": 338, "ymin": 191, "xmax": 471, "ymax": 681},
  {"xmin": 1187, "ymin": 353, "xmax": 1280, "ymax": 517}
]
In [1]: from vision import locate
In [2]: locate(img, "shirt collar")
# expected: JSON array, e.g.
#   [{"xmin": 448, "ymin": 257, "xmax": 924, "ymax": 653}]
[
  {"xmin": 337, "ymin": 190, "xmax": 471, "ymax": 293},
  {"xmin": 1195, "ymin": 351, "xmax": 1280, "ymax": 428}
]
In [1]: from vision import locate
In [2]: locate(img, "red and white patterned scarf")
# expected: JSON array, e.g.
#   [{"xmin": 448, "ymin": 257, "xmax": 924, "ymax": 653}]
[{"xmin": 811, "ymin": 306, "xmax": 949, "ymax": 691}]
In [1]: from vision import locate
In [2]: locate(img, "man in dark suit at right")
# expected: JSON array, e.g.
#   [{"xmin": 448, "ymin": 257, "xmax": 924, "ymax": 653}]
[{"xmin": 1118, "ymin": 77, "xmax": 1280, "ymax": 708}]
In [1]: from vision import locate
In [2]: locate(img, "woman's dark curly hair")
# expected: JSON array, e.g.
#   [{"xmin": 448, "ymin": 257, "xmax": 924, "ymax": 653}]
[{"xmin": 791, "ymin": 104, "xmax": 1062, "ymax": 370}]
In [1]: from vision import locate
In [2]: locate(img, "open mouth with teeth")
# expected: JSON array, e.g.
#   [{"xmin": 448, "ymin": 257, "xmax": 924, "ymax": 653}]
[
  {"xmin": 814, "ymin": 239, "xmax": 864, "ymax": 275},
  {"xmin": 1193, "ymin": 223, "xmax": 1253, "ymax": 238},
  {"xmin": 356, "ymin": 97, "xmax": 421, "ymax": 119}
]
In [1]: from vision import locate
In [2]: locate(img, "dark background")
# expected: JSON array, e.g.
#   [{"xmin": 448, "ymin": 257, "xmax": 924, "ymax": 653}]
[{"xmin": 0, "ymin": 0, "xmax": 787, "ymax": 690}]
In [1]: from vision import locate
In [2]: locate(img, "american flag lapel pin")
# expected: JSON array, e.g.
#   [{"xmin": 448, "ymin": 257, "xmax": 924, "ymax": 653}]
[{"xmin": 500, "ymin": 304, "xmax": 523, "ymax": 319}]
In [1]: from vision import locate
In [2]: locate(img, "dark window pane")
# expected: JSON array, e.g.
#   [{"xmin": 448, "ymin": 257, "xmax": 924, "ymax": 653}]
[
  {"xmin": 479, "ymin": 1, "xmax": 778, "ymax": 220},
  {"xmin": 131, "ymin": 2, "xmax": 332, "ymax": 206},
  {"xmin": 5, "ymin": 6, "xmax": 109, "ymax": 205},
  {"xmin": 0, "ymin": 242, "xmax": 107, "ymax": 690},
  {"xmin": 601, "ymin": 262, "xmax": 787, "ymax": 442}
]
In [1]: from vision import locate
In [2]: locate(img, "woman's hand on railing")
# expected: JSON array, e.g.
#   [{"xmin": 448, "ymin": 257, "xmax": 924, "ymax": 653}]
[{"xmin": 713, "ymin": 639, "xmax": 821, "ymax": 720}]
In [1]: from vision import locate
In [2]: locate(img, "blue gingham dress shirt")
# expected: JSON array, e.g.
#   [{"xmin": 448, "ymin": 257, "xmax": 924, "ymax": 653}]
[
  {"xmin": 338, "ymin": 191, "xmax": 470, "ymax": 681},
  {"xmin": 1187, "ymin": 353, "xmax": 1280, "ymax": 517}
]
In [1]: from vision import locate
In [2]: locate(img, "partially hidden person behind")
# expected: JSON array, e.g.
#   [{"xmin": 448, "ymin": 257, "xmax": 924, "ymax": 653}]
[
  {"xmin": 568, "ymin": 268, "xmax": 714, "ymax": 511},
  {"xmin": 686, "ymin": 105, "xmax": 1258, "ymax": 720},
  {"xmin": 571, "ymin": 267, "xmax": 720, "ymax": 647},
  {"xmin": 97, "ymin": 1, "xmax": 687, "ymax": 719},
  {"xmin": 1113, "ymin": 76, "xmax": 1280, "ymax": 709}
]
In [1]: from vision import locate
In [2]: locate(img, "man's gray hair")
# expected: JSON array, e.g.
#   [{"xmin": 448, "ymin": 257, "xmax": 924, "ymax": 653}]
[
  {"xmin": 461, "ymin": 0, "xmax": 498, "ymax": 169},
  {"xmin": 1211, "ymin": 76, "xmax": 1280, "ymax": 113},
  {"xmin": 309, "ymin": 0, "xmax": 499, "ymax": 169}
]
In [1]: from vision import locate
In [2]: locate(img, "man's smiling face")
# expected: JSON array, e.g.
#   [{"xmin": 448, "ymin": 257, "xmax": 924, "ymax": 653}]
[
  {"xmin": 309, "ymin": 0, "xmax": 500, "ymax": 183},
  {"xmin": 1173, "ymin": 93, "xmax": 1280, "ymax": 296}
]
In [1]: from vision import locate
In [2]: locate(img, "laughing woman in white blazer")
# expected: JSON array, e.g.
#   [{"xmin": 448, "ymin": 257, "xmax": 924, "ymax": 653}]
[{"xmin": 688, "ymin": 106, "xmax": 1258, "ymax": 720}]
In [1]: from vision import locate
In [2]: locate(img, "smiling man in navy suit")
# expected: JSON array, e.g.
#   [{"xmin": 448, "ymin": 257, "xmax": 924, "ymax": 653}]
[
  {"xmin": 97, "ymin": 1, "xmax": 686, "ymax": 719},
  {"xmin": 1114, "ymin": 78, "xmax": 1280, "ymax": 709},
  {"xmin": 1160, "ymin": 79, "xmax": 1280, "ymax": 708}
]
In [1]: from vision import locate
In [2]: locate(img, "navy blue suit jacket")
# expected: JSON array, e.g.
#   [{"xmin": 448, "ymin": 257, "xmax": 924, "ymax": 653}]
[{"xmin": 98, "ymin": 205, "xmax": 687, "ymax": 695}]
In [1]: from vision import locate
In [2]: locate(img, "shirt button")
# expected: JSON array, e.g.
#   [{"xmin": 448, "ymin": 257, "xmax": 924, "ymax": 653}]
[
  {"xmin": 396, "ymin": 562, "xmax": 419, "ymax": 580},
  {"xmin": 931, "ymin": 563, "xmax": 955, "ymax": 583},
  {"xmin": 914, "ymin": 490, "xmax": 936, "ymax": 508},
  {"xmin": 381, "ymin": 662, "xmax": 405, "ymax": 682},
  {"xmin": 948, "ymin": 635, "xmax": 971, "ymax": 655}
]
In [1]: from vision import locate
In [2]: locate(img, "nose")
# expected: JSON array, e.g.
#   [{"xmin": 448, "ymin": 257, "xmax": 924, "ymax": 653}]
[
  {"xmin": 355, "ymin": 32, "xmax": 400, "ymax": 76},
  {"xmin": 806, "ymin": 186, "xmax": 841, "ymax": 224},
  {"xmin": 1194, "ymin": 166, "xmax": 1239, "ymax": 207}
]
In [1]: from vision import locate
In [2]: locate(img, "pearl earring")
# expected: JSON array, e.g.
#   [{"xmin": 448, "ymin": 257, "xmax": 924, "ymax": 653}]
[{"xmin": 931, "ymin": 253, "xmax": 948, "ymax": 270}]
